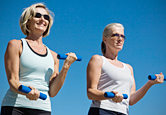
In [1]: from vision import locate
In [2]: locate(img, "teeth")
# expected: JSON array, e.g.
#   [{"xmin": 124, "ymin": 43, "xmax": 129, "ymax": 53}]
[
  {"xmin": 36, "ymin": 21, "xmax": 46, "ymax": 26},
  {"xmin": 37, "ymin": 23, "xmax": 45, "ymax": 26}
]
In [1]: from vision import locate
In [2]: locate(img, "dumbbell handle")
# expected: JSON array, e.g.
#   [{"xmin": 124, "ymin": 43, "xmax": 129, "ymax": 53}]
[
  {"xmin": 148, "ymin": 75, "xmax": 166, "ymax": 81},
  {"xmin": 18, "ymin": 85, "xmax": 47, "ymax": 100},
  {"xmin": 104, "ymin": 92, "xmax": 128, "ymax": 99},
  {"xmin": 57, "ymin": 54, "xmax": 82, "ymax": 61}
]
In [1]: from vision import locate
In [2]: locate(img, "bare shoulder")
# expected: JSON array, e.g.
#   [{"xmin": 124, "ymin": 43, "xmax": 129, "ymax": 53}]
[
  {"xmin": 6, "ymin": 39, "xmax": 22, "ymax": 53},
  {"xmin": 7, "ymin": 39, "xmax": 22, "ymax": 48},
  {"xmin": 90, "ymin": 55, "xmax": 102, "ymax": 61},
  {"xmin": 4, "ymin": 39, "xmax": 23, "ymax": 60},
  {"xmin": 88, "ymin": 55, "xmax": 103, "ymax": 67}
]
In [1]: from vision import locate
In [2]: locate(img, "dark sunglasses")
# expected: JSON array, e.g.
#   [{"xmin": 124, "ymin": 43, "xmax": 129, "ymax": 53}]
[
  {"xmin": 34, "ymin": 13, "xmax": 50, "ymax": 21},
  {"xmin": 111, "ymin": 34, "xmax": 126, "ymax": 40}
]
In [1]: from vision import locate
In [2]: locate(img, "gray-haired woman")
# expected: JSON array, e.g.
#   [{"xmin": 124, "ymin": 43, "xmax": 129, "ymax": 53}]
[{"xmin": 86, "ymin": 23, "xmax": 164, "ymax": 115}]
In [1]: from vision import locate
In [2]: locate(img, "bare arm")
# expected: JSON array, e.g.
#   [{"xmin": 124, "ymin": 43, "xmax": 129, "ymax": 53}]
[
  {"xmin": 86, "ymin": 55, "xmax": 123, "ymax": 102},
  {"xmin": 49, "ymin": 52, "xmax": 77, "ymax": 97},
  {"xmin": 127, "ymin": 64, "xmax": 164, "ymax": 105},
  {"xmin": 5, "ymin": 40, "xmax": 22, "ymax": 93},
  {"xmin": 86, "ymin": 55, "xmax": 105, "ymax": 100},
  {"xmin": 5, "ymin": 39, "xmax": 40, "ymax": 100}
]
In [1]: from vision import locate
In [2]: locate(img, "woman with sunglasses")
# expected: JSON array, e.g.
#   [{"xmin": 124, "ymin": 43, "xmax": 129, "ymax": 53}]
[
  {"xmin": 1, "ymin": 3, "xmax": 77, "ymax": 115},
  {"xmin": 86, "ymin": 23, "xmax": 164, "ymax": 115}
]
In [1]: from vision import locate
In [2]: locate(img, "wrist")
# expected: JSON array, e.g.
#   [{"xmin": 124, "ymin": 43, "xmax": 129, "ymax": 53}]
[
  {"xmin": 147, "ymin": 80, "xmax": 154, "ymax": 87},
  {"xmin": 62, "ymin": 63, "xmax": 70, "ymax": 70}
]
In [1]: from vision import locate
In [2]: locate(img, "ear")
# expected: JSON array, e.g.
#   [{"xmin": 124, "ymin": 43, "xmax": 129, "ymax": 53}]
[
  {"xmin": 103, "ymin": 37, "xmax": 107, "ymax": 44},
  {"xmin": 26, "ymin": 21, "xmax": 29, "ymax": 26}
]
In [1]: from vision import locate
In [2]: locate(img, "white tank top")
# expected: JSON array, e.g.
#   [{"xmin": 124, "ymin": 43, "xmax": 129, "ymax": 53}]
[
  {"xmin": 1, "ymin": 38, "xmax": 54, "ymax": 111},
  {"xmin": 90, "ymin": 56, "xmax": 134, "ymax": 115}
]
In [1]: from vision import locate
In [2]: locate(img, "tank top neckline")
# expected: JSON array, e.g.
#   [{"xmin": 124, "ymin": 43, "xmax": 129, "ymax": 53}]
[
  {"xmin": 25, "ymin": 39, "xmax": 48, "ymax": 57},
  {"xmin": 102, "ymin": 56, "xmax": 125, "ymax": 69}
]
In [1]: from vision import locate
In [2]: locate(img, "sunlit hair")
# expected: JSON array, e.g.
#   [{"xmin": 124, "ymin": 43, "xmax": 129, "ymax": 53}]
[
  {"xmin": 101, "ymin": 23, "xmax": 124, "ymax": 55},
  {"xmin": 19, "ymin": 3, "xmax": 54, "ymax": 37}
]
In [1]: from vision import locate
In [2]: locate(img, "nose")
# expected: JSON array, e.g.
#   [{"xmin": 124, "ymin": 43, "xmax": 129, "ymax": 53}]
[
  {"xmin": 40, "ymin": 15, "xmax": 45, "ymax": 20},
  {"xmin": 119, "ymin": 35, "xmax": 126, "ymax": 40},
  {"xmin": 118, "ymin": 36, "xmax": 123, "ymax": 40}
]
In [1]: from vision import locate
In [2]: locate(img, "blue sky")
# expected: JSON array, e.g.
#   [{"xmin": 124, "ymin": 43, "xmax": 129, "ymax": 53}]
[{"xmin": 0, "ymin": 0, "xmax": 166, "ymax": 115}]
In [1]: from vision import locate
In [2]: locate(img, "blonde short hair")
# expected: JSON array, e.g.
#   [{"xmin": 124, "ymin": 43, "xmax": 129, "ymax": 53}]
[
  {"xmin": 19, "ymin": 3, "xmax": 54, "ymax": 37},
  {"xmin": 101, "ymin": 23, "xmax": 124, "ymax": 55}
]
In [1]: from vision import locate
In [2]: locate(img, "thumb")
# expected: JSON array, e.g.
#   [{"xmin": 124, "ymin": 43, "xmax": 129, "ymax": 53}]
[{"xmin": 112, "ymin": 90, "xmax": 118, "ymax": 94}]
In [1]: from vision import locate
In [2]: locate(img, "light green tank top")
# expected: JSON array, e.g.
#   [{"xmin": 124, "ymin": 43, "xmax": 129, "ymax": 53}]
[{"xmin": 1, "ymin": 38, "xmax": 54, "ymax": 111}]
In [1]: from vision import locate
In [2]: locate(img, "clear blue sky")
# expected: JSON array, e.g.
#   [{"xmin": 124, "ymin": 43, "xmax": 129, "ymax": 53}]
[{"xmin": 0, "ymin": 0, "xmax": 166, "ymax": 115}]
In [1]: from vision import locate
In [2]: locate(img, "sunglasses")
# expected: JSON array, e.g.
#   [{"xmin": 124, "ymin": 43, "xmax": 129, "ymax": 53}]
[
  {"xmin": 111, "ymin": 34, "xmax": 126, "ymax": 40},
  {"xmin": 34, "ymin": 13, "xmax": 50, "ymax": 21}
]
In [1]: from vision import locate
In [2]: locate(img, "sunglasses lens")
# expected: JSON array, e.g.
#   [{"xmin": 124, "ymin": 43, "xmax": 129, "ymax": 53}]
[
  {"xmin": 35, "ymin": 13, "xmax": 41, "ymax": 18},
  {"xmin": 111, "ymin": 34, "xmax": 126, "ymax": 40},
  {"xmin": 44, "ymin": 15, "xmax": 50, "ymax": 21},
  {"xmin": 121, "ymin": 35, "xmax": 125, "ymax": 39},
  {"xmin": 112, "ymin": 34, "xmax": 119, "ymax": 37},
  {"xmin": 34, "ymin": 13, "xmax": 50, "ymax": 21}
]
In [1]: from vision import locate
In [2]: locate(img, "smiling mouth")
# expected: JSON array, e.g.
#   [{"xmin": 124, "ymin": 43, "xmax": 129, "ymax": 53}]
[
  {"xmin": 36, "ymin": 21, "xmax": 47, "ymax": 26},
  {"xmin": 37, "ymin": 23, "xmax": 46, "ymax": 26}
]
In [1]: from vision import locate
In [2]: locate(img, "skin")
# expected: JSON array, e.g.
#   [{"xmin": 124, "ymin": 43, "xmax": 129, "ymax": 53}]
[
  {"xmin": 5, "ymin": 7, "xmax": 77, "ymax": 101},
  {"xmin": 86, "ymin": 26, "xmax": 164, "ymax": 104}
]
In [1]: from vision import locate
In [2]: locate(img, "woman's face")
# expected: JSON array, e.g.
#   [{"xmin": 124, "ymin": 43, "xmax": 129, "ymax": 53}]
[
  {"xmin": 104, "ymin": 27, "xmax": 125, "ymax": 52},
  {"xmin": 27, "ymin": 7, "xmax": 49, "ymax": 36}
]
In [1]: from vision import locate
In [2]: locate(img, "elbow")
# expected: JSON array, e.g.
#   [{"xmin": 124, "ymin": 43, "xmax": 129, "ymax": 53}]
[
  {"xmin": 87, "ymin": 89, "xmax": 94, "ymax": 100},
  {"xmin": 8, "ymin": 78, "xmax": 20, "ymax": 92},
  {"xmin": 49, "ymin": 91, "xmax": 58, "ymax": 98},
  {"xmin": 87, "ymin": 93, "xmax": 92, "ymax": 100},
  {"xmin": 49, "ymin": 95, "xmax": 55, "ymax": 98},
  {"xmin": 49, "ymin": 87, "xmax": 59, "ymax": 98},
  {"xmin": 49, "ymin": 92, "xmax": 54, "ymax": 97},
  {"xmin": 129, "ymin": 102, "xmax": 134, "ymax": 106},
  {"xmin": 49, "ymin": 94, "xmax": 56, "ymax": 98},
  {"xmin": 129, "ymin": 99, "xmax": 136, "ymax": 106}
]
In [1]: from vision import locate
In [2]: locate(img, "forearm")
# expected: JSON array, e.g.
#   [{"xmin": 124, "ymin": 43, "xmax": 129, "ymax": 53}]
[
  {"xmin": 129, "ymin": 81, "xmax": 153, "ymax": 105},
  {"xmin": 8, "ymin": 77, "xmax": 25, "ymax": 95},
  {"xmin": 87, "ymin": 88, "xmax": 109, "ymax": 101},
  {"xmin": 49, "ymin": 52, "xmax": 77, "ymax": 97},
  {"xmin": 49, "ymin": 65, "xmax": 70, "ymax": 97}
]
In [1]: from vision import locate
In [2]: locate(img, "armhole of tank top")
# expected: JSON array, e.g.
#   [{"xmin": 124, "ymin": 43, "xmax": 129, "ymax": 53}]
[
  {"xmin": 123, "ymin": 63, "xmax": 131, "ymax": 73},
  {"xmin": 20, "ymin": 38, "xmax": 24, "ymax": 58},
  {"xmin": 101, "ymin": 56, "xmax": 105, "ymax": 67}
]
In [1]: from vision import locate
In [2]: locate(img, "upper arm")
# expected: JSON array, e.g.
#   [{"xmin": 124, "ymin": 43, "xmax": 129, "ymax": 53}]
[
  {"xmin": 49, "ymin": 50, "xmax": 59, "ymax": 84},
  {"xmin": 4, "ymin": 39, "xmax": 22, "ymax": 86},
  {"xmin": 86, "ymin": 55, "xmax": 103, "ymax": 90},
  {"xmin": 126, "ymin": 64, "xmax": 136, "ymax": 95}
]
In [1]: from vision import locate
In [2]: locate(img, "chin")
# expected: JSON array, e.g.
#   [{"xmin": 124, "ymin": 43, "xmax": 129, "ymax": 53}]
[
  {"xmin": 35, "ymin": 28, "xmax": 46, "ymax": 33},
  {"xmin": 116, "ymin": 47, "xmax": 123, "ymax": 51}
]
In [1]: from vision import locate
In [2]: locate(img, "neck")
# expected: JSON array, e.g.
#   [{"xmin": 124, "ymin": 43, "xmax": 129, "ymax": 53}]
[
  {"xmin": 104, "ymin": 50, "xmax": 118, "ymax": 61},
  {"xmin": 26, "ymin": 34, "xmax": 43, "ymax": 45}
]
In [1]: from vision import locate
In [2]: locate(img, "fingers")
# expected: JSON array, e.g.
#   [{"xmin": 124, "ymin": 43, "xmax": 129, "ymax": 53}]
[
  {"xmin": 64, "ymin": 53, "xmax": 77, "ymax": 66},
  {"xmin": 160, "ymin": 72, "xmax": 163, "ymax": 75},
  {"xmin": 155, "ymin": 73, "xmax": 164, "ymax": 83},
  {"xmin": 66, "ymin": 52, "xmax": 77, "ymax": 61},
  {"xmin": 26, "ymin": 86, "xmax": 40, "ymax": 100},
  {"xmin": 111, "ymin": 91, "xmax": 123, "ymax": 103}
]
